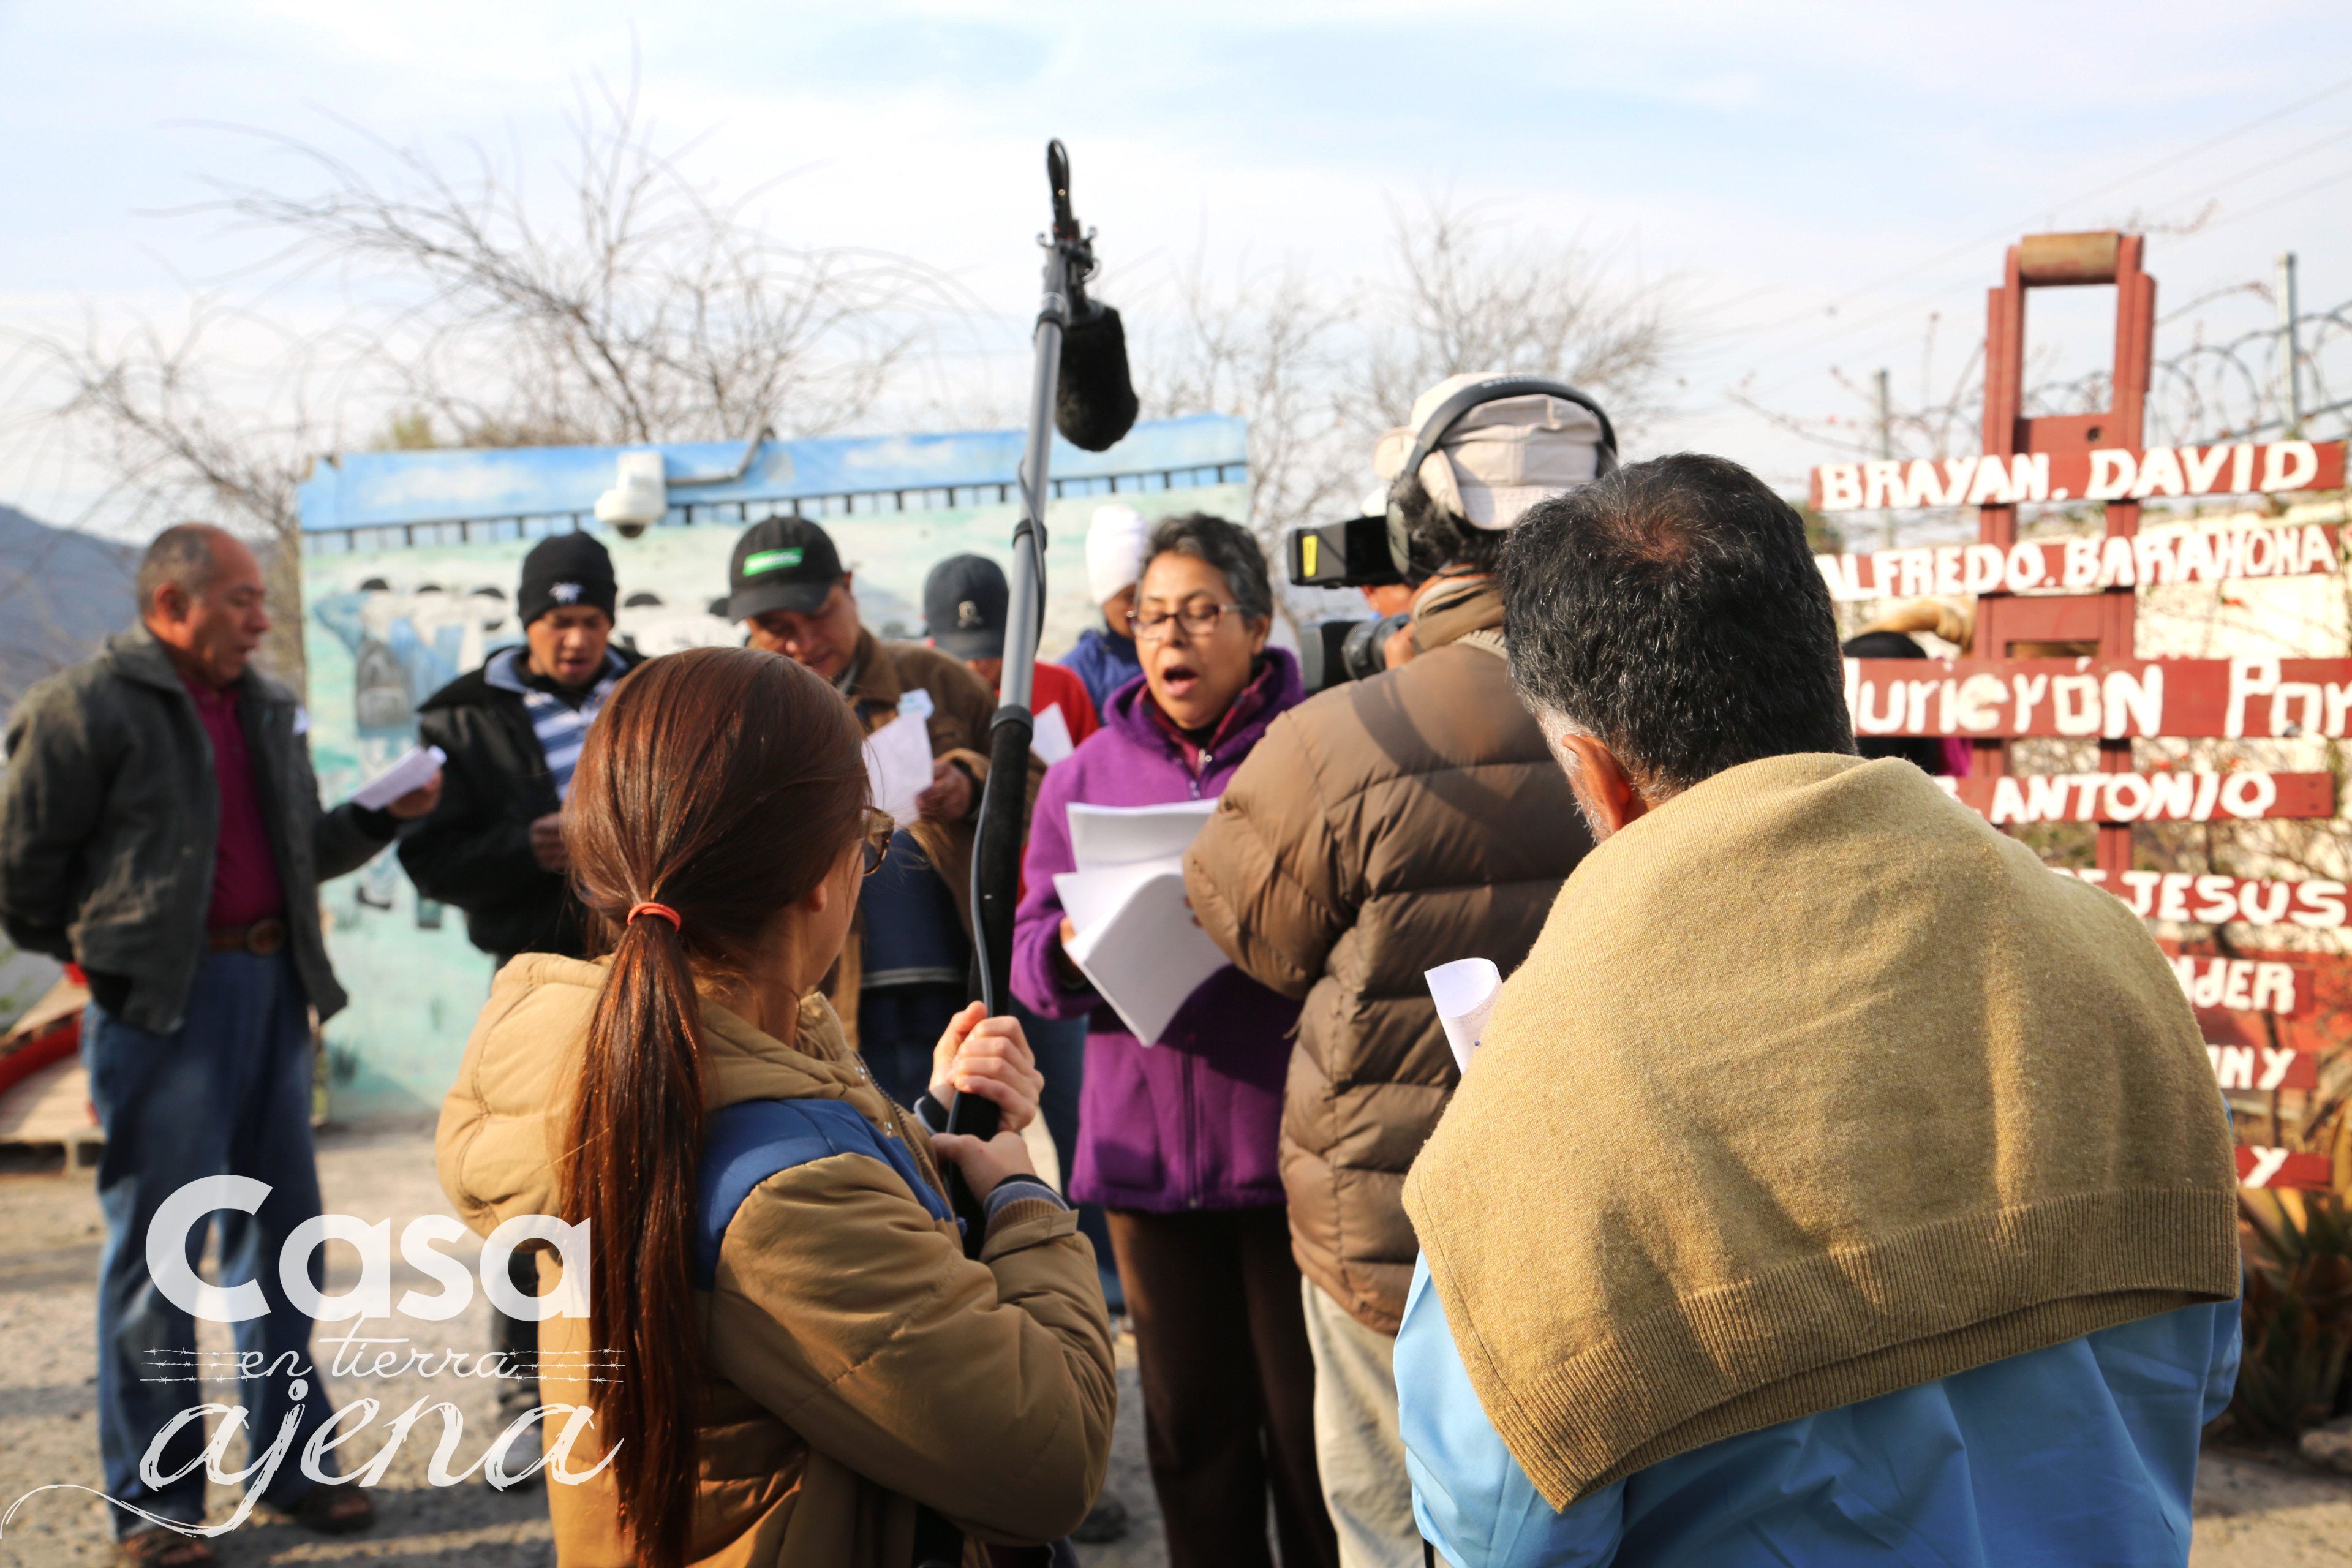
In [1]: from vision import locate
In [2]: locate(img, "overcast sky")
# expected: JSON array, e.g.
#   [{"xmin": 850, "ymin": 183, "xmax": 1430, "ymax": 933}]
[{"xmin": 4, "ymin": 0, "xmax": 2350, "ymax": 533}]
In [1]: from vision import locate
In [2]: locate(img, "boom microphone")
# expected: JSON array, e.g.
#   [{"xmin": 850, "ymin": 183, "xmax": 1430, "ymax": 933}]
[
  {"xmin": 1056, "ymin": 301, "xmax": 1138, "ymax": 452},
  {"xmin": 1042, "ymin": 140, "xmax": 1137, "ymax": 453}
]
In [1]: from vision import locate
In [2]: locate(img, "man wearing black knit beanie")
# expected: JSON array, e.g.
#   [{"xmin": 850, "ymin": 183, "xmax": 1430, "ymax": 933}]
[
  {"xmin": 399, "ymin": 529, "xmax": 644, "ymax": 1456},
  {"xmin": 402, "ymin": 531, "xmax": 640, "ymax": 965}
]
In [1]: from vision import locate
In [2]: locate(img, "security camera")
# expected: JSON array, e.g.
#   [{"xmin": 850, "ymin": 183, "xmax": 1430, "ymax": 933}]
[{"xmin": 595, "ymin": 451, "xmax": 668, "ymax": 537}]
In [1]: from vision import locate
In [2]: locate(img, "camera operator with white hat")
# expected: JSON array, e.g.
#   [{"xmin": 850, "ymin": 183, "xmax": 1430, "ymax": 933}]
[{"xmin": 1183, "ymin": 372, "xmax": 1609, "ymax": 1567}]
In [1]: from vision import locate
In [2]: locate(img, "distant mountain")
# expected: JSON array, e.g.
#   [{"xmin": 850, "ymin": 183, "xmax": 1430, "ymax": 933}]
[{"xmin": 0, "ymin": 507, "xmax": 136, "ymax": 707}]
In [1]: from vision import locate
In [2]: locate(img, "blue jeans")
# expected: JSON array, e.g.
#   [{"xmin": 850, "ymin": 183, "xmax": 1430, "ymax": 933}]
[{"xmin": 84, "ymin": 951, "xmax": 339, "ymax": 1536}]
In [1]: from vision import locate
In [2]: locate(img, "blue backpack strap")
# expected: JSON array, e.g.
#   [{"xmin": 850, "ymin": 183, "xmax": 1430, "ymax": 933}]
[{"xmin": 695, "ymin": 1098, "xmax": 957, "ymax": 1291}]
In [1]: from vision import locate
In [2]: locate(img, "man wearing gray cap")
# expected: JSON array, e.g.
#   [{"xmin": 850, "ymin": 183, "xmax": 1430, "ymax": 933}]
[{"xmin": 1184, "ymin": 374, "xmax": 1608, "ymax": 1567}]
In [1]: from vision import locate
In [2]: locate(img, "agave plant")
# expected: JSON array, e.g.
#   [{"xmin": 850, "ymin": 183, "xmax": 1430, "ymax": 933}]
[{"xmin": 2226, "ymin": 1194, "xmax": 2352, "ymax": 1442}]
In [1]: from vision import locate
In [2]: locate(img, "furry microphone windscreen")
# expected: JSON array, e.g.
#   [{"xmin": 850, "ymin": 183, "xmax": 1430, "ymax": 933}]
[{"xmin": 1056, "ymin": 301, "xmax": 1139, "ymax": 453}]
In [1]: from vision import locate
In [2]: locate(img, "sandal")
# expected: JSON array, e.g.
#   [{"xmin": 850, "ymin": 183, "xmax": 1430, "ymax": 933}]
[
  {"xmin": 117, "ymin": 1529, "xmax": 215, "ymax": 1567},
  {"xmin": 279, "ymin": 1484, "xmax": 375, "ymax": 1535}
]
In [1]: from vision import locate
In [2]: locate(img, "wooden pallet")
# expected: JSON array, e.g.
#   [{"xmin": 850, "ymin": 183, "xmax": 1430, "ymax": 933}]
[{"xmin": 0, "ymin": 1054, "xmax": 100, "ymax": 1165}]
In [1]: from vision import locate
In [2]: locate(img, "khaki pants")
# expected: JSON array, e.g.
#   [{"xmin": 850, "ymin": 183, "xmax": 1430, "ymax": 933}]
[{"xmin": 1300, "ymin": 1278, "xmax": 1422, "ymax": 1568}]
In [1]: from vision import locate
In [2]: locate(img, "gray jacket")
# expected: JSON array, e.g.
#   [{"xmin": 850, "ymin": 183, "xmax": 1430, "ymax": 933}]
[{"xmin": 0, "ymin": 626, "xmax": 392, "ymax": 1033}]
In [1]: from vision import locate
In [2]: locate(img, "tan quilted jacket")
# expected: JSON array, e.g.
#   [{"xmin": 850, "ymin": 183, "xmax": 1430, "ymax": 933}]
[{"xmin": 435, "ymin": 954, "xmax": 1115, "ymax": 1567}]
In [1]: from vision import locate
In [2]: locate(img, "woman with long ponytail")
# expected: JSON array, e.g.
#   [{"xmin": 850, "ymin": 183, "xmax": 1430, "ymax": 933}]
[{"xmin": 436, "ymin": 647, "xmax": 1115, "ymax": 1568}]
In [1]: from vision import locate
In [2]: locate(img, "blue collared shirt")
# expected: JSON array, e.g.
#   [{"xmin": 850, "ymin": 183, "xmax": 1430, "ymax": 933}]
[{"xmin": 1397, "ymin": 1257, "xmax": 2239, "ymax": 1568}]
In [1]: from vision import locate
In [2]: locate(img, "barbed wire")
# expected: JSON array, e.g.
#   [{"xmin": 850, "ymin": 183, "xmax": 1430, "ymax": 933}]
[
  {"xmin": 1758, "ymin": 293, "xmax": 2352, "ymax": 473},
  {"xmin": 2030, "ymin": 300, "xmax": 2352, "ymax": 445}
]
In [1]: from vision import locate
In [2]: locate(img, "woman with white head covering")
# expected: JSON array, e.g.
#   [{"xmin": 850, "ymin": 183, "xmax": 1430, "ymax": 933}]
[{"xmin": 1060, "ymin": 503, "xmax": 1150, "ymax": 712}]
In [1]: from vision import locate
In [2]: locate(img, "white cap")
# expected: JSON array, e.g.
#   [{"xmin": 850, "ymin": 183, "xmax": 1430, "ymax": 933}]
[
  {"xmin": 1372, "ymin": 372, "xmax": 1607, "ymax": 531},
  {"xmin": 1086, "ymin": 504, "xmax": 1151, "ymax": 605}
]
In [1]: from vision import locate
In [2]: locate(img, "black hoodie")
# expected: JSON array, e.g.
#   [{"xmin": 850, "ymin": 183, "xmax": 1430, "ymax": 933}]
[{"xmin": 397, "ymin": 644, "xmax": 643, "ymax": 962}]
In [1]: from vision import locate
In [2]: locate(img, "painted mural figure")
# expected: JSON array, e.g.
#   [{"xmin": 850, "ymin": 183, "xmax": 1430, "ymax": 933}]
[{"xmin": 311, "ymin": 574, "xmax": 515, "ymax": 919}]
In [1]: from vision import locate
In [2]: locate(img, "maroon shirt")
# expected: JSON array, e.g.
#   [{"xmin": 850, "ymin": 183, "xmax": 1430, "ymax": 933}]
[{"xmin": 183, "ymin": 676, "xmax": 286, "ymax": 927}]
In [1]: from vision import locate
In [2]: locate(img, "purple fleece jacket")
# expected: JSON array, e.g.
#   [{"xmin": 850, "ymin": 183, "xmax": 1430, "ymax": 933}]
[{"xmin": 1012, "ymin": 652, "xmax": 1305, "ymax": 1213}]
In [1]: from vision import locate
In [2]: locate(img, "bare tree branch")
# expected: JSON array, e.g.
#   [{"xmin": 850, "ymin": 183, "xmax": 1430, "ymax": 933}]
[
  {"xmin": 196, "ymin": 74, "xmax": 967, "ymax": 448},
  {"xmin": 1140, "ymin": 251, "xmax": 1355, "ymax": 628},
  {"xmin": 7, "ymin": 72, "xmax": 973, "ymax": 684},
  {"xmin": 1352, "ymin": 195, "xmax": 1678, "ymax": 443},
  {"xmin": 1137, "ymin": 197, "xmax": 1684, "ymax": 633}
]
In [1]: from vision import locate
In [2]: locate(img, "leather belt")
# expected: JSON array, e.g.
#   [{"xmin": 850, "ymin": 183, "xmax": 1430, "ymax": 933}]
[{"xmin": 209, "ymin": 918, "xmax": 288, "ymax": 957}]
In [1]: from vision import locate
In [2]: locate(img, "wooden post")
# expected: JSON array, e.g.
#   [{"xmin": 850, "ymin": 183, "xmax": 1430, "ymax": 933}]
[{"xmin": 1972, "ymin": 230, "xmax": 2154, "ymax": 878}]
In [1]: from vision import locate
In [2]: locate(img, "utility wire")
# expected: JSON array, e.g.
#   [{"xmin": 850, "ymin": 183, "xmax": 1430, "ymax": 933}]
[
  {"xmin": 2194, "ymin": 160, "xmax": 2352, "ymax": 236},
  {"xmin": 1717, "ymin": 73, "xmax": 2352, "ymax": 382},
  {"xmin": 2135, "ymin": 125, "xmax": 2352, "ymax": 222}
]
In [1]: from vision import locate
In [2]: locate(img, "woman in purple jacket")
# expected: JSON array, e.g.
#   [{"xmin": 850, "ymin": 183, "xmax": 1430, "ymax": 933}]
[{"xmin": 1014, "ymin": 515, "xmax": 1336, "ymax": 1568}]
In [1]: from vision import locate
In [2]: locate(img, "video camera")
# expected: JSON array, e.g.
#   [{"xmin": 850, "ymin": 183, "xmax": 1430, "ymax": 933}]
[
  {"xmin": 1287, "ymin": 511, "xmax": 1411, "ymax": 691},
  {"xmin": 1286, "ymin": 374, "xmax": 1621, "ymax": 693}
]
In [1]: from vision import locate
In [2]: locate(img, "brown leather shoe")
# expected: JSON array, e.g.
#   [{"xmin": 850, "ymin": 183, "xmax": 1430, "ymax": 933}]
[
  {"xmin": 117, "ymin": 1529, "xmax": 216, "ymax": 1567},
  {"xmin": 279, "ymin": 1485, "xmax": 375, "ymax": 1535}
]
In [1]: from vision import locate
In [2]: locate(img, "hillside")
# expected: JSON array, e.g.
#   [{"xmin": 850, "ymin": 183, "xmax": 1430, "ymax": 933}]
[{"xmin": 0, "ymin": 507, "xmax": 135, "ymax": 707}]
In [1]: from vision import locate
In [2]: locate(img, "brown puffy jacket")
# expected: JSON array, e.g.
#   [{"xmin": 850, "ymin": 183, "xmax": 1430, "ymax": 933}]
[
  {"xmin": 1183, "ymin": 580, "xmax": 1590, "ymax": 1332},
  {"xmin": 436, "ymin": 954, "xmax": 1116, "ymax": 1568}
]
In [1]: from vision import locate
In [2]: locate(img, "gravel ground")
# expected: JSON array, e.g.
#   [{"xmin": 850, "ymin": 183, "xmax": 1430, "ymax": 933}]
[
  {"xmin": 0, "ymin": 1120, "xmax": 1160, "ymax": 1568},
  {"xmin": 4, "ymin": 1121, "xmax": 2348, "ymax": 1567}
]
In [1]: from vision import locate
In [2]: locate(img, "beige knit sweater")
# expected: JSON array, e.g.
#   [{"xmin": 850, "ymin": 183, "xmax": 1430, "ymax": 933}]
[{"xmin": 1402, "ymin": 752, "xmax": 2238, "ymax": 1510}]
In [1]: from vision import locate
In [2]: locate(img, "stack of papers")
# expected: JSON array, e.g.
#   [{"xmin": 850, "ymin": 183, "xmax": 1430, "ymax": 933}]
[
  {"xmin": 864, "ymin": 714, "xmax": 934, "ymax": 826},
  {"xmin": 1425, "ymin": 958, "xmax": 1502, "ymax": 1075},
  {"xmin": 352, "ymin": 745, "xmax": 446, "ymax": 810},
  {"xmin": 1053, "ymin": 800, "xmax": 1226, "ymax": 1044}
]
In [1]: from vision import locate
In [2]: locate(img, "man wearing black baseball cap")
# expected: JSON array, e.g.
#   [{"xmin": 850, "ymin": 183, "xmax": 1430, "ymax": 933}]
[
  {"xmin": 399, "ymin": 527, "xmax": 644, "ymax": 1458},
  {"xmin": 726, "ymin": 518, "xmax": 1001, "ymax": 1099}
]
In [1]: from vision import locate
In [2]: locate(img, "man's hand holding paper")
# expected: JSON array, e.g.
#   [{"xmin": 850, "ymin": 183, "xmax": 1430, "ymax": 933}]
[{"xmin": 352, "ymin": 744, "xmax": 447, "ymax": 819}]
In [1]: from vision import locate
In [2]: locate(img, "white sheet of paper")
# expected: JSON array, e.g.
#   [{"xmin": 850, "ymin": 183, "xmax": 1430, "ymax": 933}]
[
  {"xmin": 1054, "ymin": 798, "xmax": 1226, "ymax": 1044},
  {"xmin": 1031, "ymin": 701, "xmax": 1076, "ymax": 766},
  {"xmin": 1063, "ymin": 861, "xmax": 1229, "ymax": 1045},
  {"xmin": 1067, "ymin": 798, "xmax": 1219, "ymax": 870},
  {"xmin": 864, "ymin": 714, "xmax": 933, "ymax": 827},
  {"xmin": 1052, "ymin": 860, "xmax": 1172, "ymax": 935},
  {"xmin": 352, "ymin": 745, "xmax": 447, "ymax": 810},
  {"xmin": 1425, "ymin": 958, "xmax": 1502, "ymax": 1075}
]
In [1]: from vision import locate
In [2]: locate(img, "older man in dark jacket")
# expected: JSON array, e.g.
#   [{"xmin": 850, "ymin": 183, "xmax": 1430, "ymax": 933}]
[
  {"xmin": 1184, "ymin": 376, "xmax": 1605, "ymax": 1568},
  {"xmin": 0, "ymin": 524, "xmax": 438, "ymax": 1558}
]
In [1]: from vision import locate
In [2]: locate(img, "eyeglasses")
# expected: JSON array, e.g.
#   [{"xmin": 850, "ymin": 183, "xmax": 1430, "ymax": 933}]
[
  {"xmin": 861, "ymin": 813, "xmax": 895, "ymax": 877},
  {"xmin": 1128, "ymin": 601, "xmax": 1243, "ymax": 642}
]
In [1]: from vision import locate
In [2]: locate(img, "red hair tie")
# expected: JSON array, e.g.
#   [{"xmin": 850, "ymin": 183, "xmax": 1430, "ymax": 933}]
[{"xmin": 627, "ymin": 902, "xmax": 681, "ymax": 930}]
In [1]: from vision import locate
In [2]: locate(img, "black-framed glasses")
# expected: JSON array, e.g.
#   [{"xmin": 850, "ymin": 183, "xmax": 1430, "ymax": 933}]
[
  {"xmin": 1128, "ymin": 600, "xmax": 1243, "ymax": 642},
  {"xmin": 861, "ymin": 813, "xmax": 895, "ymax": 877}
]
